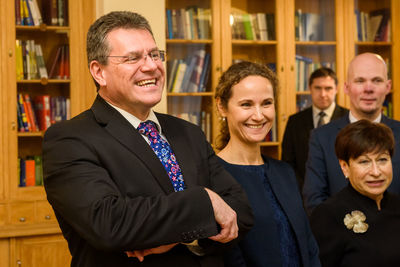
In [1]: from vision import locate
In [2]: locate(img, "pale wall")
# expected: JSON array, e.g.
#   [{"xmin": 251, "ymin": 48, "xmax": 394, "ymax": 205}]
[{"xmin": 96, "ymin": 0, "xmax": 167, "ymax": 113}]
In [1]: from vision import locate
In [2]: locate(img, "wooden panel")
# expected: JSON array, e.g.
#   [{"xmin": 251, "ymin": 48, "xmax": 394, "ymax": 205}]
[
  {"xmin": 35, "ymin": 201, "xmax": 57, "ymax": 223},
  {"xmin": 9, "ymin": 202, "xmax": 35, "ymax": 225},
  {"xmin": 13, "ymin": 234, "xmax": 71, "ymax": 267},
  {"xmin": 0, "ymin": 239, "xmax": 9, "ymax": 267},
  {"xmin": 0, "ymin": 205, "xmax": 6, "ymax": 226}
]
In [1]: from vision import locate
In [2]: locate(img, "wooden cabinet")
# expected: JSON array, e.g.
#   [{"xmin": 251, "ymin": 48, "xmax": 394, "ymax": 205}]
[
  {"xmin": 0, "ymin": 1, "xmax": 95, "ymax": 266},
  {"xmin": 165, "ymin": 0, "xmax": 400, "ymax": 158},
  {"xmin": 165, "ymin": 0, "xmax": 220, "ymax": 144},
  {"xmin": 11, "ymin": 234, "xmax": 70, "ymax": 267},
  {"xmin": 220, "ymin": 0, "xmax": 285, "ymax": 158},
  {"xmin": 343, "ymin": 0, "xmax": 400, "ymax": 118}
]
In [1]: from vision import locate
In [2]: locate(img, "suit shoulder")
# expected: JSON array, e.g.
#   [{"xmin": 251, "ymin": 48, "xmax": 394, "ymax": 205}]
[
  {"xmin": 288, "ymin": 107, "xmax": 312, "ymax": 122},
  {"xmin": 156, "ymin": 113, "xmax": 200, "ymax": 129},
  {"xmin": 44, "ymin": 109, "xmax": 96, "ymax": 138}
]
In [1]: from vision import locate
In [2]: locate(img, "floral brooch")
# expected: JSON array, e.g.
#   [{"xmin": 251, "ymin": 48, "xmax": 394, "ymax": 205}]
[{"xmin": 343, "ymin": 210, "xmax": 368, "ymax": 233}]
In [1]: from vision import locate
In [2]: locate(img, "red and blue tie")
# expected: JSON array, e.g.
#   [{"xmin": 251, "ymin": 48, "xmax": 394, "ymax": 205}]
[{"xmin": 138, "ymin": 120, "xmax": 185, "ymax": 191}]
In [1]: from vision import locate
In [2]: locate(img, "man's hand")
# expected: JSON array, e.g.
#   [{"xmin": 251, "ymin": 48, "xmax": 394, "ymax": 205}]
[
  {"xmin": 204, "ymin": 188, "xmax": 238, "ymax": 243},
  {"xmin": 125, "ymin": 243, "xmax": 178, "ymax": 262}
]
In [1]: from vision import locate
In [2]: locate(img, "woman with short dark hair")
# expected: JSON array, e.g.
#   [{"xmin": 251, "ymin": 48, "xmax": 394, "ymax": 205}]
[{"xmin": 310, "ymin": 119, "xmax": 400, "ymax": 267}]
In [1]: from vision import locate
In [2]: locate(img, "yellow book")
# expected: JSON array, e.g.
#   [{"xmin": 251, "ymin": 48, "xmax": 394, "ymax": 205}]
[{"xmin": 16, "ymin": 40, "xmax": 24, "ymax": 80}]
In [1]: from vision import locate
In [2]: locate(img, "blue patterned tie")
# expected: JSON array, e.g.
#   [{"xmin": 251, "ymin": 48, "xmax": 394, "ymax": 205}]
[{"xmin": 137, "ymin": 120, "xmax": 185, "ymax": 191}]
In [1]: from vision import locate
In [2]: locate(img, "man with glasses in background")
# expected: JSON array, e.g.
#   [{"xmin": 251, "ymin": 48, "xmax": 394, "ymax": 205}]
[{"xmin": 42, "ymin": 11, "xmax": 253, "ymax": 267}]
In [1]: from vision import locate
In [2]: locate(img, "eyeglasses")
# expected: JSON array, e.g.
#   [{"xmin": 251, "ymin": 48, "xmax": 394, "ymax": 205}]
[{"xmin": 107, "ymin": 50, "xmax": 166, "ymax": 64}]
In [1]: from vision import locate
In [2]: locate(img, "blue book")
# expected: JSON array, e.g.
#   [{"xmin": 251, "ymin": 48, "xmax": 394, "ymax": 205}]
[
  {"xmin": 19, "ymin": 158, "xmax": 26, "ymax": 187},
  {"xmin": 166, "ymin": 9, "xmax": 173, "ymax": 39},
  {"xmin": 198, "ymin": 53, "xmax": 210, "ymax": 92}
]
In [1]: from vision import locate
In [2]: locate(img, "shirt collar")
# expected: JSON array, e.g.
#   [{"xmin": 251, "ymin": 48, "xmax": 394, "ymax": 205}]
[
  {"xmin": 348, "ymin": 111, "xmax": 382, "ymax": 123},
  {"xmin": 313, "ymin": 102, "xmax": 336, "ymax": 119},
  {"xmin": 105, "ymin": 101, "xmax": 163, "ymax": 134}
]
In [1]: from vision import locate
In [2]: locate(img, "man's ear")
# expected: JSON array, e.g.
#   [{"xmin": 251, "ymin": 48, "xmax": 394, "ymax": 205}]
[{"xmin": 89, "ymin": 60, "xmax": 107, "ymax": 87}]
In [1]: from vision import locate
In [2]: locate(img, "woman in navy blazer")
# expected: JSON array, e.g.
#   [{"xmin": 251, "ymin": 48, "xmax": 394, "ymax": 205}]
[{"xmin": 215, "ymin": 61, "xmax": 321, "ymax": 267}]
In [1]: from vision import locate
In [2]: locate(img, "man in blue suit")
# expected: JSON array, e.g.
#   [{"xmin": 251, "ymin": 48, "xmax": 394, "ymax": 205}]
[{"xmin": 303, "ymin": 52, "xmax": 400, "ymax": 214}]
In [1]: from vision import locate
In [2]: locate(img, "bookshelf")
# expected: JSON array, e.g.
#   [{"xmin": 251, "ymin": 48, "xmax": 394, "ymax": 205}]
[
  {"xmin": 165, "ymin": 0, "xmax": 400, "ymax": 160},
  {"xmin": 165, "ymin": 0, "xmax": 218, "ymax": 143},
  {"xmin": 219, "ymin": 0, "xmax": 284, "ymax": 158},
  {"xmin": 0, "ymin": 0, "xmax": 96, "ymax": 266},
  {"xmin": 286, "ymin": 0, "xmax": 345, "ymax": 116},
  {"xmin": 345, "ymin": 0, "xmax": 400, "ymax": 119}
]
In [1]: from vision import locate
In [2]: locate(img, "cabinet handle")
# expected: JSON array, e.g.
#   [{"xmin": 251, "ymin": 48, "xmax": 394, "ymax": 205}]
[
  {"xmin": 45, "ymin": 215, "xmax": 51, "ymax": 220},
  {"xmin": 11, "ymin": 121, "xmax": 16, "ymax": 130},
  {"xmin": 8, "ymin": 49, "xmax": 13, "ymax": 57},
  {"xmin": 17, "ymin": 259, "xmax": 22, "ymax": 266},
  {"xmin": 19, "ymin": 217, "xmax": 26, "ymax": 222}
]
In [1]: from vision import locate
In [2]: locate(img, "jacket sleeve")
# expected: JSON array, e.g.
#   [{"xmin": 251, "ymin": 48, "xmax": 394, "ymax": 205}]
[
  {"xmin": 43, "ymin": 118, "xmax": 253, "ymax": 253},
  {"xmin": 303, "ymin": 128, "xmax": 330, "ymax": 214},
  {"xmin": 281, "ymin": 117, "xmax": 297, "ymax": 171}
]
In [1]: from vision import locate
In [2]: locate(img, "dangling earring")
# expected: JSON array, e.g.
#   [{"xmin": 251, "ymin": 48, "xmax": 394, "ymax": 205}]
[{"xmin": 221, "ymin": 117, "xmax": 226, "ymax": 122}]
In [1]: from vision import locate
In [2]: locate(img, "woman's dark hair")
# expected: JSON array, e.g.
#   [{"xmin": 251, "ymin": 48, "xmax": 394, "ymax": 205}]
[
  {"xmin": 214, "ymin": 61, "xmax": 278, "ymax": 150},
  {"xmin": 335, "ymin": 119, "xmax": 395, "ymax": 163}
]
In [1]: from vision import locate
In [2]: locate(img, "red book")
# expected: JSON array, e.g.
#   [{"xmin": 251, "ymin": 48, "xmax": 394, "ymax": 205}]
[
  {"xmin": 24, "ymin": 94, "xmax": 39, "ymax": 132},
  {"xmin": 41, "ymin": 0, "xmax": 58, "ymax": 25},
  {"xmin": 34, "ymin": 95, "xmax": 51, "ymax": 131},
  {"xmin": 25, "ymin": 159, "xmax": 36, "ymax": 186},
  {"xmin": 22, "ymin": 97, "xmax": 33, "ymax": 131}
]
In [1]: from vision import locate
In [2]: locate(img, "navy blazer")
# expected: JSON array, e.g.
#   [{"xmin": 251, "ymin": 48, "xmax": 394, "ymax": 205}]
[
  {"xmin": 220, "ymin": 157, "xmax": 321, "ymax": 267},
  {"xmin": 282, "ymin": 105, "xmax": 348, "ymax": 189},
  {"xmin": 43, "ymin": 95, "xmax": 254, "ymax": 267},
  {"xmin": 303, "ymin": 114, "xmax": 400, "ymax": 214}
]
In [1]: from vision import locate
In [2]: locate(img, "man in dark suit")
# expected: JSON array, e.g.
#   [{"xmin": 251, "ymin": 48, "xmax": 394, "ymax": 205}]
[
  {"xmin": 282, "ymin": 68, "xmax": 348, "ymax": 190},
  {"xmin": 43, "ymin": 11, "xmax": 253, "ymax": 267},
  {"xmin": 303, "ymin": 53, "xmax": 400, "ymax": 214}
]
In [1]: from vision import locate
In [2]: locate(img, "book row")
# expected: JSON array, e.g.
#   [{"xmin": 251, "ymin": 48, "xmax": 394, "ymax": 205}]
[
  {"xmin": 166, "ymin": 7, "xmax": 211, "ymax": 40},
  {"xmin": 16, "ymin": 40, "xmax": 70, "ymax": 80},
  {"xmin": 19, "ymin": 156, "xmax": 43, "ymax": 187},
  {"xmin": 167, "ymin": 49, "xmax": 211, "ymax": 93},
  {"xmin": 17, "ymin": 93, "xmax": 70, "ymax": 132},
  {"xmin": 295, "ymin": 55, "xmax": 335, "ymax": 92},
  {"xmin": 355, "ymin": 8, "xmax": 391, "ymax": 42},
  {"xmin": 15, "ymin": 0, "xmax": 68, "ymax": 26},
  {"xmin": 230, "ymin": 12, "xmax": 275, "ymax": 41},
  {"xmin": 168, "ymin": 97, "xmax": 211, "ymax": 142},
  {"xmin": 295, "ymin": 10, "xmax": 334, "ymax": 41}
]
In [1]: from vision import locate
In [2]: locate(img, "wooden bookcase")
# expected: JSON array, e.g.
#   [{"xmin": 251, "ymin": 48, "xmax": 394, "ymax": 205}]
[
  {"xmin": 343, "ymin": 0, "xmax": 400, "ymax": 119},
  {"xmin": 165, "ymin": 0, "xmax": 400, "ymax": 159},
  {"xmin": 165, "ymin": 0, "xmax": 220, "ymax": 144},
  {"xmin": 0, "ymin": 1, "xmax": 96, "ymax": 266}
]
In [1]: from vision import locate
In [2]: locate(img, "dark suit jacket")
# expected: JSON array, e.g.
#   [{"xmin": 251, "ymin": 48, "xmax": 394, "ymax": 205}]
[
  {"xmin": 303, "ymin": 114, "xmax": 400, "ymax": 214},
  {"xmin": 281, "ymin": 105, "xmax": 348, "ymax": 189},
  {"xmin": 220, "ymin": 157, "xmax": 321, "ymax": 267},
  {"xmin": 310, "ymin": 185, "xmax": 400, "ymax": 267},
  {"xmin": 43, "ymin": 95, "xmax": 254, "ymax": 267}
]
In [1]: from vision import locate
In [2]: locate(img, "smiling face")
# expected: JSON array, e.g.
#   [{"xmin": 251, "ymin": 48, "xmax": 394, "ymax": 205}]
[
  {"xmin": 340, "ymin": 151, "xmax": 392, "ymax": 203},
  {"xmin": 310, "ymin": 76, "xmax": 337, "ymax": 110},
  {"xmin": 218, "ymin": 75, "xmax": 275, "ymax": 146},
  {"xmin": 344, "ymin": 53, "xmax": 391, "ymax": 120},
  {"xmin": 90, "ymin": 28, "xmax": 165, "ymax": 120}
]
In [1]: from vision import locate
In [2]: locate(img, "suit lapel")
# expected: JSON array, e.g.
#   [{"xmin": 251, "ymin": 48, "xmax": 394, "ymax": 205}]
[
  {"xmin": 91, "ymin": 96, "xmax": 174, "ymax": 194},
  {"xmin": 304, "ymin": 107, "xmax": 314, "ymax": 131},
  {"xmin": 264, "ymin": 160, "xmax": 303, "ymax": 241},
  {"xmin": 157, "ymin": 114, "xmax": 198, "ymax": 189}
]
